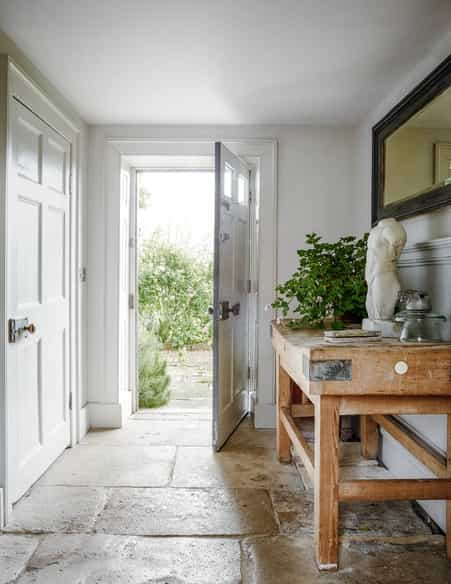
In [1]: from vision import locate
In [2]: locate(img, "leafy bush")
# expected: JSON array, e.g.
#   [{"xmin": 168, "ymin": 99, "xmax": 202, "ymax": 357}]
[
  {"xmin": 138, "ymin": 319, "xmax": 170, "ymax": 408},
  {"xmin": 138, "ymin": 235, "xmax": 213, "ymax": 350},
  {"xmin": 272, "ymin": 232, "xmax": 368, "ymax": 329}
]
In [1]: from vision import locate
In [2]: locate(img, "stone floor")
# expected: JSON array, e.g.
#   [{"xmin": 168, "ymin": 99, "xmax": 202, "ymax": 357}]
[
  {"xmin": 160, "ymin": 348, "xmax": 212, "ymax": 410},
  {"xmin": 1, "ymin": 413, "xmax": 451, "ymax": 583}
]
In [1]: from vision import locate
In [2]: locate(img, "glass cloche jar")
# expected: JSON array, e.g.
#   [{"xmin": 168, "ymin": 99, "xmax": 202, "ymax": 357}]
[
  {"xmin": 394, "ymin": 311, "xmax": 446, "ymax": 342},
  {"xmin": 394, "ymin": 291, "xmax": 446, "ymax": 343}
]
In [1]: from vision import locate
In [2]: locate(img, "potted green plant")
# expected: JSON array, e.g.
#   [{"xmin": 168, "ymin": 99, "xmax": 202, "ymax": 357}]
[{"xmin": 272, "ymin": 232, "xmax": 368, "ymax": 330}]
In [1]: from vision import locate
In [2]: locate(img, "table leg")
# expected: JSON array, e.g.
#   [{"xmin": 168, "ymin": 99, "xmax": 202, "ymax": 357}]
[
  {"xmin": 314, "ymin": 396, "xmax": 340, "ymax": 571},
  {"xmin": 447, "ymin": 414, "xmax": 451, "ymax": 559},
  {"xmin": 360, "ymin": 415, "xmax": 379, "ymax": 459},
  {"xmin": 276, "ymin": 357, "xmax": 292, "ymax": 463}
]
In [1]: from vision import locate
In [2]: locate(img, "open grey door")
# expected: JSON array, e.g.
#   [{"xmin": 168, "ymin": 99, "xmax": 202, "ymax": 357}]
[{"xmin": 213, "ymin": 142, "xmax": 250, "ymax": 450}]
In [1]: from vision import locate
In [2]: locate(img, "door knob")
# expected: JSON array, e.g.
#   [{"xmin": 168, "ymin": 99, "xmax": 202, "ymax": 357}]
[
  {"xmin": 8, "ymin": 318, "xmax": 36, "ymax": 343},
  {"xmin": 24, "ymin": 323, "xmax": 36, "ymax": 334}
]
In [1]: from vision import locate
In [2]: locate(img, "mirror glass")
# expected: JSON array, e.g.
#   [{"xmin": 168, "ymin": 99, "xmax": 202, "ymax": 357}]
[{"xmin": 383, "ymin": 84, "xmax": 451, "ymax": 206}]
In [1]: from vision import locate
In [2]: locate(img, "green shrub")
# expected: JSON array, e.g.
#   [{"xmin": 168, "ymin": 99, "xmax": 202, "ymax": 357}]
[
  {"xmin": 138, "ymin": 320, "xmax": 170, "ymax": 408},
  {"xmin": 138, "ymin": 235, "xmax": 213, "ymax": 350},
  {"xmin": 272, "ymin": 232, "xmax": 368, "ymax": 329}
]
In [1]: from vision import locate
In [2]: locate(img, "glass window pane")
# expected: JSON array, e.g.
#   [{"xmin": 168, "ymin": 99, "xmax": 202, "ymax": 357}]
[
  {"xmin": 238, "ymin": 175, "xmax": 247, "ymax": 204},
  {"xmin": 224, "ymin": 165, "xmax": 232, "ymax": 198}
]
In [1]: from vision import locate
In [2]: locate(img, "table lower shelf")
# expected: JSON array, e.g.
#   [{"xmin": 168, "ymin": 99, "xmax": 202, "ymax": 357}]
[{"xmin": 280, "ymin": 407, "xmax": 451, "ymax": 503}]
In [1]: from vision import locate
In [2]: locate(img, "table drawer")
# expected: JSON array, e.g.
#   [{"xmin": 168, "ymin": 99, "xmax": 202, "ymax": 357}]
[{"xmin": 307, "ymin": 348, "xmax": 451, "ymax": 395}]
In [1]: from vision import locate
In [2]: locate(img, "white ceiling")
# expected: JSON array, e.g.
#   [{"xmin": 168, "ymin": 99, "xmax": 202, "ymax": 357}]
[{"xmin": 0, "ymin": 0, "xmax": 450, "ymax": 125}]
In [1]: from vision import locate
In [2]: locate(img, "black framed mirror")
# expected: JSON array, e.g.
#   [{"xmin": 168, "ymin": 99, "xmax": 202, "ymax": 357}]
[{"xmin": 372, "ymin": 55, "xmax": 451, "ymax": 224}]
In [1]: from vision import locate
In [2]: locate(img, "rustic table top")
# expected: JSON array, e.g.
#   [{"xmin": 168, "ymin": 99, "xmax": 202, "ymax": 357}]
[
  {"xmin": 272, "ymin": 320, "xmax": 451, "ymax": 351},
  {"xmin": 272, "ymin": 320, "xmax": 451, "ymax": 396}
]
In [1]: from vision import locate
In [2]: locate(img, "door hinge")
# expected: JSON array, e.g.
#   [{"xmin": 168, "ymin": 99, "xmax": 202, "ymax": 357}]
[
  {"xmin": 79, "ymin": 267, "xmax": 87, "ymax": 283},
  {"xmin": 247, "ymin": 365, "xmax": 251, "ymax": 380},
  {"xmin": 69, "ymin": 392, "xmax": 73, "ymax": 411},
  {"xmin": 129, "ymin": 293, "xmax": 135, "ymax": 310},
  {"xmin": 129, "ymin": 237, "xmax": 135, "ymax": 249},
  {"xmin": 247, "ymin": 279, "xmax": 252, "ymax": 293}
]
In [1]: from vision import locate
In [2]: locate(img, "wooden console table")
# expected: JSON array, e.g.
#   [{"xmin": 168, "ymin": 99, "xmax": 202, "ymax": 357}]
[{"xmin": 272, "ymin": 320, "xmax": 451, "ymax": 571}]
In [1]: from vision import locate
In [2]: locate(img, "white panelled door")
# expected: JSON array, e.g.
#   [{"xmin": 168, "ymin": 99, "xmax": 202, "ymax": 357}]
[
  {"xmin": 7, "ymin": 99, "xmax": 71, "ymax": 503},
  {"xmin": 213, "ymin": 143, "xmax": 250, "ymax": 450}
]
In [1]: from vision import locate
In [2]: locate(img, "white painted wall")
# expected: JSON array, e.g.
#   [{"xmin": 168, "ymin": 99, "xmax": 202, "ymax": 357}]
[
  {"xmin": 86, "ymin": 124, "xmax": 359, "ymax": 428},
  {"xmin": 277, "ymin": 126, "xmax": 359, "ymax": 283},
  {"xmin": 354, "ymin": 27, "xmax": 451, "ymax": 531}
]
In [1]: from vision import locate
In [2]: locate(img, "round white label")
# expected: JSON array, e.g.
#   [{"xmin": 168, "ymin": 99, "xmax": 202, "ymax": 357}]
[{"xmin": 394, "ymin": 361, "xmax": 408, "ymax": 375}]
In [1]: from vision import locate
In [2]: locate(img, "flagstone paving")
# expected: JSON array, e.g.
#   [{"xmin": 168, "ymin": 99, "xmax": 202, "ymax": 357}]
[{"xmin": 2, "ymin": 414, "xmax": 450, "ymax": 582}]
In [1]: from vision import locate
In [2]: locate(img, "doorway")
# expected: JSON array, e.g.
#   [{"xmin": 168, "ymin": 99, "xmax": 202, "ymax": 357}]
[
  {"xmin": 124, "ymin": 145, "xmax": 262, "ymax": 449},
  {"xmin": 108, "ymin": 139, "xmax": 274, "ymax": 449},
  {"xmin": 135, "ymin": 168, "xmax": 215, "ymax": 415}
]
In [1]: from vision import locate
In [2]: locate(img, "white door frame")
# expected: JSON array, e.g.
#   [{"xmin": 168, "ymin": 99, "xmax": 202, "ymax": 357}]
[
  {"xmin": 128, "ymin": 167, "xmax": 139, "ymax": 413},
  {"xmin": 0, "ymin": 58, "xmax": 82, "ymax": 523},
  {"xmin": 130, "ymin": 160, "xmax": 251, "ymax": 416},
  {"xmin": 98, "ymin": 137, "xmax": 277, "ymax": 428}
]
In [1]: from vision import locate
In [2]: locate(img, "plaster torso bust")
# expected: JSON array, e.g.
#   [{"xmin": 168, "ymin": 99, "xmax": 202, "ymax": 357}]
[{"xmin": 365, "ymin": 218, "xmax": 407, "ymax": 321}]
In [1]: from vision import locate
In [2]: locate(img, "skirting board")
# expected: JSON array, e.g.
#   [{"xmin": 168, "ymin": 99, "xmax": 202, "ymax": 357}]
[
  {"xmin": 254, "ymin": 403, "xmax": 276, "ymax": 428},
  {"xmin": 88, "ymin": 392, "xmax": 133, "ymax": 429},
  {"xmin": 88, "ymin": 402, "xmax": 125, "ymax": 429},
  {"xmin": 120, "ymin": 391, "xmax": 133, "ymax": 424},
  {"xmin": 249, "ymin": 390, "xmax": 256, "ymax": 414},
  {"xmin": 79, "ymin": 405, "xmax": 89, "ymax": 439}
]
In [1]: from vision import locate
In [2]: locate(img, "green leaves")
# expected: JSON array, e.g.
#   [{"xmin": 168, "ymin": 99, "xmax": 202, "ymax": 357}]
[
  {"xmin": 138, "ymin": 235, "xmax": 213, "ymax": 350},
  {"xmin": 138, "ymin": 320, "xmax": 171, "ymax": 408},
  {"xmin": 305, "ymin": 232, "xmax": 322, "ymax": 245},
  {"xmin": 272, "ymin": 232, "xmax": 368, "ymax": 328}
]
